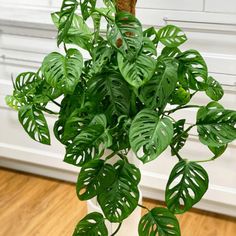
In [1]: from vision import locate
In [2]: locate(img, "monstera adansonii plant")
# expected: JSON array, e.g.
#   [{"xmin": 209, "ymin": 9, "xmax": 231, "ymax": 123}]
[{"xmin": 5, "ymin": 0, "xmax": 236, "ymax": 235}]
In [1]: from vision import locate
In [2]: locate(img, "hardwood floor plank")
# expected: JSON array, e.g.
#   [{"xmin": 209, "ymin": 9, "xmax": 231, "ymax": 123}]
[{"xmin": 0, "ymin": 168, "xmax": 235, "ymax": 236}]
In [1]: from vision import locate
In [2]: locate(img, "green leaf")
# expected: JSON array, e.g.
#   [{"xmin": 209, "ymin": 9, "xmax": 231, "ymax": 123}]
[
  {"xmin": 129, "ymin": 109, "xmax": 173, "ymax": 163},
  {"xmin": 205, "ymin": 76, "xmax": 224, "ymax": 101},
  {"xmin": 18, "ymin": 105, "xmax": 50, "ymax": 145},
  {"xmin": 57, "ymin": 0, "xmax": 79, "ymax": 46},
  {"xmin": 54, "ymin": 108, "xmax": 89, "ymax": 145},
  {"xmin": 171, "ymin": 119, "xmax": 189, "ymax": 156},
  {"xmin": 107, "ymin": 11, "xmax": 143, "ymax": 60},
  {"xmin": 13, "ymin": 72, "xmax": 41, "ymax": 104},
  {"xmin": 88, "ymin": 42, "xmax": 113, "ymax": 76},
  {"xmin": 139, "ymin": 207, "xmax": 181, "ymax": 236},
  {"xmin": 73, "ymin": 212, "xmax": 108, "ymax": 236},
  {"xmin": 91, "ymin": 11, "xmax": 102, "ymax": 43},
  {"xmin": 166, "ymin": 160, "xmax": 209, "ymax": 214},
  {"xmin": 64, "ymin": 115, "xmax": 111, "ymax": 166},
  {"xmin": 118, "ymin": 39, "xmax": 156, "ymax": 88},
  {"xmin": 139, "ymin": 60, "xmax": 178, "ymax": 109},
  {"xmin": 76, "ymin": 159, "xmax": 116, "ymax": 200},
  {"xmin": 42, "ymin": 48, "xmax": 83, "ymax": 94},
  {"xmin": 169, "ymin": 86, "xmax": 190, "ymax": 105},
  {"xmin": 161, "ymin": 46, "xmax": 181, "ymax": 58},
  {"xmin": 88, "ymin": 71, "xmax": 131, "ymax": 117},
  {"xmin": 98, "ymin": 160, "xmax": 140, "ymax": 222},
  {"xmin": 80, "ymin": 0, "xmax": 96, "ymax": 20},
  {"xmin": 157, "ymin": 25, "xmax": 187, "ymax": 47},
  {"xmin": 5, "ymin": 95, "xmax": 23, "ymax": 111},
  {"xmin": 143, "ymin": 27, "xmax": 159, "ymax": 44},
  {"xmin": 197, "ymin": 102, "xmax": 236, "ymax": 146},
  {"xmin": 208, "ymin": 145, "xmax": 227, "ymax": 160},
  {"xmin": 177, "ymin": 50, "xmax": 208, "ymax": 90},
  {"xmin": 52, "ymin": 12, "xmax": 92, "ymax": 50}
]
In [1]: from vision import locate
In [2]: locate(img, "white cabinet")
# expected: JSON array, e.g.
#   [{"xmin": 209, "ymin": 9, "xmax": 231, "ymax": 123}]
[{"xmin": 205, "ymin": 0, "xmax": 236, "ymax": 14}]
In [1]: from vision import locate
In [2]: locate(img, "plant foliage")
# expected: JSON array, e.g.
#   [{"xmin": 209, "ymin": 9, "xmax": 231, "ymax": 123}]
[{"xmin": 6, "ymin": 0, "xmax": 236, "ymax": 235}]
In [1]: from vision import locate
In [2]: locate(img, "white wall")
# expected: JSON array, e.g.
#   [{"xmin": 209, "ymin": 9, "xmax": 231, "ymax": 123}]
[{"xmin": 0, "ymin": 0, "xmax": 236, "ymax": 216}]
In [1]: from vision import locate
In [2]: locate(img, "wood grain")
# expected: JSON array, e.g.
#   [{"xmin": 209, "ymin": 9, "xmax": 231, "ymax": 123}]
[{"xmin": 0, "ymin": 168, "xmax": 235, "ymax": 236}]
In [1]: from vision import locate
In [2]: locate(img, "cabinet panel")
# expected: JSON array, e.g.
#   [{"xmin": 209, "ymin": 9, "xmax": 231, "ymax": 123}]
[
  {"xmin": 0, "ymin": 0, "xmax": 50, "ymax": 7},
  {"xmin": 205, "ymin": 0, "xmax": 236, "ymax": 14},
  {"xmin": 137, "ymin": 0, "xmax": 204, "ymax": 11}
]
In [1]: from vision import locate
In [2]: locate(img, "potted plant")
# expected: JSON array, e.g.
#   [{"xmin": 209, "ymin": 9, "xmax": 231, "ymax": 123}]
[{"xmin": 5, "ymin": 0, "xmax": 236, "ymax": 235}]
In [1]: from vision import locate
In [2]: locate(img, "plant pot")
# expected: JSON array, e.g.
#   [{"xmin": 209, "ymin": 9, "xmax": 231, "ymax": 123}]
[{"xmin": 87, "ymin": 151, "xmax": 142, "ymax": 235}]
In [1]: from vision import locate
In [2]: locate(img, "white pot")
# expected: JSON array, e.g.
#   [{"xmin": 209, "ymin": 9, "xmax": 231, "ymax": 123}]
[{"xmin": 87, "ymin": 152, "xmax": 142, "ymax": 235}]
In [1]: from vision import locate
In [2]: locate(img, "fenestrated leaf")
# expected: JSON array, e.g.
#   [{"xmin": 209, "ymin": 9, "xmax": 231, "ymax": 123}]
[
  {"xmin": 64, "ymin": 115, "xmax": 112, "ymax": 167},
  {"xmin": 177, "ymin": 50, "xmax": 208, "ymax": 91},
  {"xmin": 57, "ymin": 0, "xmax": 79, "ymax": 46},
  {"xmin": 205, "ymin": 76, "xmax": 224, "ymax": 101},
  {"xmin": 42, "ymin": 48, "xmax": 83, "ymax": 94},
  {"xmin": 118, "ymin": 39, "xmax": 156, "ymax": 88},
  {"xmin": 54, "ymin": 108, "xmax": 89, "ymax": 145},
  {"xmin": 52, "ymin": 12, "xmax": 92, "ymax": 50},
  {"xmin": 143, "ymin": 27, "xmax": 159, "ymax": 44},
  {"xmin": 98, "ymin": 160, "xmax": 140, "ymax": 222},
  {"xmin": 88, "ymin": 70, "xmax": 131, "ymax": 118},
  {"xmin": 91, "ymin": 11, "xmax": 102, "ymax": 43},
  {"xmin": 76, "ymin": 159, "xmax": 116, "ymax": 200},
  {"xmin": 107, "ymin": 11, "xmax": 143, "ymax": 60},
  {"xmin": 5, "ymin": 95, "xmax": 23, "ymax": 111},
  {"xmin": 88, "ymin": 42, "xmax": 113, "ymax": 76},
  {"xmin": 129, "ymin": 109, "xmax": 173, "ymax": 163},
  {"xmin": 166, "ymin": 160, "xmax": 209, "ymax": 214},
  {"xmin": 139, "ymin": 207, "xmax": 181, "ymax": 236},
  {"xmin": 157, "ymin": 25, "xmax": 187, "ymax": 48},
  {"xmin": 161, "ymin": 46, "xmax": 181, "ymax": 58},
  {"xmin": 169, "ymin": 86, "xmax": 190, "ymax": 105},
  {"xmin": 139, "ymin": 60, "xmax": 178, "ymax": 109},
  {"xmin": 18, "ymin": 104, "xmax": 50, "ymax": 145},
  {"xmin": 197, "ymin": 102, "xmax": 236, "ymax": 146},
  {"xmin": 171, "ymin": 119, "xmax": 189, "ymax": 156},
  {"xmin": 73, "ymin": 212, "xmax": 108, "ymax": 236},
  {"xmin": 80, "ymin": 0, "xmax": 96, "ymax": 20},
  {"xmin": 13, "ymin": 72, "xmax": 41, "ymax": 104}
]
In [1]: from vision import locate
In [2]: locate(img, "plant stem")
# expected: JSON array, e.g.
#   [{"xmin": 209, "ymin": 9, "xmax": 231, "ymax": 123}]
[
  {"xmin": 138, "ymin": 204, "xmax": 150, "ymax": 211},
  {"xmin": 39, "ymin": 106, "xmax": 59, "ymax": 115},
  {"xmin": 166, "ymin": 105, "xmax": 201, "ymax": 115},
  {"xmin": 46, "ymin": 95, "xmax": 61, "ymax": 108},
  {"xmin": 194, "ymin": 158, "xmax": 215, "ymax": 163},
  {"xmin": 105, "ymin": 151, "xmax": 117, "ymax": 160},
  {"xmin": 110, "ymin": 223, "xmax": 122, "ymax": 236},
  {"xmin": 63, "ymin": 43, "xmax": 68, "ymax": 53},
  {"xmin": 173, "ymin": 124, "xmax": 195, "ymax": 144},
  {"xmin": 117, "ymin": 153, "xmax": 128, "ymax": 162},
  {"xmin": 170, "ymin": 144, "xmax": 183, "ymax": 161}
]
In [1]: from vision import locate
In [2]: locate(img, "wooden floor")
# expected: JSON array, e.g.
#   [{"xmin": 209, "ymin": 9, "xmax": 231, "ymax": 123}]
[{"xmin": 0, "ymin": 168, "xmax": 236, "ymax": 236}]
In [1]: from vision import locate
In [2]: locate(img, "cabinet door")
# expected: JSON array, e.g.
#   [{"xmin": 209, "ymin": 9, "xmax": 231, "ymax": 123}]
[{"xmin": 205, "ymin": 0, "xmax": 236, "ymax": 14}]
